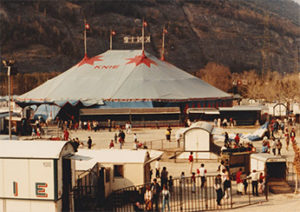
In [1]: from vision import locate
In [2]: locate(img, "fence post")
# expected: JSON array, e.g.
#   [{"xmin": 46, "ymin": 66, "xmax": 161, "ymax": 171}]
[
  {"xmin": 180, "ymin": 181, "xmax": 183, "ymax": 211},
  {"xmin": 265, "ymin": 179, "xmax": 268, "ymax": 201},
  {"xmin": 161, "ymin": 139, "xmax": 164, "ymax": 150},
  {"xmin": 248, "ymin": 179, "xmax": 251, "ymax": 204},
  {"xmin": 205, "ymin": 183, "xmax": 208, "ymax": 210},
  {"xmin": 230, "ymin": 182, "xmax": 233, "ymax": 208}
]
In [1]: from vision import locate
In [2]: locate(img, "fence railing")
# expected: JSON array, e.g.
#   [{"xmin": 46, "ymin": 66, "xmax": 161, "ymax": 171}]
[
  {"xmin": 106, "ymin": 175, "xmax": 268, "ymax": 212},
  {"xmin": 143, "ymin": 138, "xmax": 183, "ymax": 150}
]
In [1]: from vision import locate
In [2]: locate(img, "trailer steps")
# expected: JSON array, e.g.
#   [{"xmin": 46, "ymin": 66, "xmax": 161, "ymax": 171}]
[{"xmin": 268, "ymin": 180, "xmax": 293, "ymax": 194}]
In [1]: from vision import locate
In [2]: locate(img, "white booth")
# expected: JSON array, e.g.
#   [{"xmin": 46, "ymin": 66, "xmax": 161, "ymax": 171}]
[
  {"xmin": 182, "ymin": 122, "xmax": 218, "ymax": 159},
  {"xmin": 0, "ymin": 140, "xmax": 75, "ymax": 212}
]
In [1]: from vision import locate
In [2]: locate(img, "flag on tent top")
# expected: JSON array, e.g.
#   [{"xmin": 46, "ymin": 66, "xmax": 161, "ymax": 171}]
[
  {"xmin": 85, "ymin": 23, "xmax": 90, "ymax": 30},
  {"xmin": 111, "ymin": 30, "xmax": 116, "ymax": 36},
  {"xmin": 163, "ymin": 28, "xmax": 168, "ymax": 34},
  {"xmin": 143, "ymin": 21, "xmax": 147, "ymax": 27}
]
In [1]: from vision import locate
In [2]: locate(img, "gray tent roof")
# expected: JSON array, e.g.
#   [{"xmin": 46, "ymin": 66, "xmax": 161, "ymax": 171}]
[{"xmin": 18, "ymin": 50, "xmax": 231, "ymax": 105}]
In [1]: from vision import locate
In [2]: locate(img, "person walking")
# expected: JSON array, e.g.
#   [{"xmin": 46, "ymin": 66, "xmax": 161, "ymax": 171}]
[
  {"xmin": 285, "ymin": 128, "xmax": 290, "ymax": 150},
  {"xmin": 165, "ymin": 129, "xmax": 171, "ymax": 141},
  {"xmin": 214, "ymin": 174, "xmax": 223, "ymax": 206},
  {"xmin": 109, "ymin": 139, "xmax": 114, "ymax": 149},
  {"xmin": 180, "ymin": 172, "xmax": 185, "ymax": 190},
  {"xmin": 290, "ymin": 128, "xmax": 296, "ymax": 143},
  {"xmin": 114, "ymin": 133, "xmax": 118, "ymax": 144},
  {"xmin": 87, "ymin": 136, "xmax": 92, "ymax": 149},
  {"xmin": 271, "ymin": 138, "xmax": 276, "ymax": 155},
  {"xmin": 258, "ymin": 173, "xmax": 265, "ymax": 194},
  {"xmin": 161, "ymin": 167, "xmax": 168, "ymax": 188},
  {"xmin": 188, "ymin": 152, "xmax": 194, "ymax": 174},
  {"xmin": 224, "ymin": 132, "xmax": 229, "ymax": 146},
  {"xmin": 236, "ymin": 168, "xmax": 243, "ymax": 195},
  {"xmin": 133, "ymin": 133, "xmax": 138, "ymax": 142},
  {"xmin": 276, "ymin": 139, "xmax": 282, "ymax": 155},
  {"xmin": 243, "ymin": 178, "xmax": 248, "ymax": 195},
  {"xmin": 144, "ymin": 185, "xmax": 153, "ymax": 212},
  {"xmin": 248, "ymin": 169, "xmax": 259, "ymax": 196},
  {"xmin": 118, "ymin": 130, "xmax": 125, "ymax": 149},
  {"xmin": 161, "ymin": 185, "xmax": 170, "ymax": 212},
  {"xmin": 155, "ymin": 159, "xmax": 160, "ymax": 178},
  {"xmin": 63, "ymin": 129, "xmax": 69, "ymax": 141},
  {"xmin": 199, "ymin": 163, "xmax": 207, "ymax": 188},
  {"xmin": 222, "ymin": 169, "xmax": 231, "ymax": 199},
  {"xmin": 168, "ymin": 176, "xmax": 173, "ymax": 193},
  {"xmin": 151, "ymin": 179, "xmax": 161, "ymax": 212},
  {"xmin": 234, "ymin": 133, "xmax": 240, "ymax": 145},
  {"xmin": 191, "ymin": 172, "xmax": 196, "ymax": 193}
]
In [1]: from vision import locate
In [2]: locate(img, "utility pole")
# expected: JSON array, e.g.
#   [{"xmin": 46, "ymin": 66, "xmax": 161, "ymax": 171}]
[{"xmin": 2, "ymin": 59, "xmax": 15, "ymax": 140}]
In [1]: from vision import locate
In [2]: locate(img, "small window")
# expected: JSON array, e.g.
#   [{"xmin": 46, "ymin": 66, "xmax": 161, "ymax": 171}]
[{"xmin": 114, "ymin": 165, "xmax": 124, "ymax": 178}]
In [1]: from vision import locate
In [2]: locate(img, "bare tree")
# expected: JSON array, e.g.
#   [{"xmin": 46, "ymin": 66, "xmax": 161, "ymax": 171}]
[{"xmin": 195, "ymin": 62, "xmax": 232, "ymax": 92}]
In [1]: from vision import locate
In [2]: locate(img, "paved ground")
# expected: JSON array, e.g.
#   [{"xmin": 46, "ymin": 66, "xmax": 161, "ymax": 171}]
[{"xmin": 21, "ymin": 123, "xmax": 300, "ymax": 211}]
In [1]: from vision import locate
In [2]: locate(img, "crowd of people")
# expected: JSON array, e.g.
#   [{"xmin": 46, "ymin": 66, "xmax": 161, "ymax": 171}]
[
  {"xmin": 261, "ymin": 126, "xmax": 296, "ymax": 155},
  {"xmin": 133, "ymin": 158, "xmax": 267, "ymax": 211},
  {"xmin": 222, "ymin": 132, "xmax": 256, "ymax": 153},
  {"xmin": 214, "ymin": 118, "xmax": 236, "ymax": 128}
]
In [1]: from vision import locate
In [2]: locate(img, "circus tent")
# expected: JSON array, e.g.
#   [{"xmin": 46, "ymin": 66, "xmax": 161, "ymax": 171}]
[{"xmin": 17, "ymin": 50, "xmax": 232, "ymax": 118}]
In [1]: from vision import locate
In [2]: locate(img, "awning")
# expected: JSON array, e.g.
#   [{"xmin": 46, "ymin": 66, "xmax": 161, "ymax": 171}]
[
  {"xmin": 80, "ymin": 107, "xmax": 181, "ymax": 116},
  {"xmin": 64, "ymin": 154, "xmax": 93, "ymax": 161},
  {"xmin": 187, "ymin": 108, "xmax": 219, "ymax": 114}
]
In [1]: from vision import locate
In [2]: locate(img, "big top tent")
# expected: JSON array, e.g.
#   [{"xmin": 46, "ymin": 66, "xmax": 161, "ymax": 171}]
[{"xmin": 17, "ymin": 50, "xmax": 232, "ymax": 111}]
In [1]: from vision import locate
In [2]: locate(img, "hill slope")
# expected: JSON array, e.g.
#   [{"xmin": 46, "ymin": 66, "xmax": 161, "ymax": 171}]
[{"xmin": 0, "ymin": 0, "xmax": 299, "ymax": 74}]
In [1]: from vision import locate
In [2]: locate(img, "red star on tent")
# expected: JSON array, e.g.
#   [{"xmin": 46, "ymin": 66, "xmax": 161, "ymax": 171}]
[
  {"xmin": 77, "ymin": 55, "xmax": 103, "ymax": 67},
  {"xmin": 126, "ymin": 51, "xmax": 157, "ymax": 68}
]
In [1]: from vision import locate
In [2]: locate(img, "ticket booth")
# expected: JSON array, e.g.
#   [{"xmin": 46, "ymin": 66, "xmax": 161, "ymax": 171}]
[{"xmin": 0, "ymin": 140, "xmax": 75, "ymax": 212}]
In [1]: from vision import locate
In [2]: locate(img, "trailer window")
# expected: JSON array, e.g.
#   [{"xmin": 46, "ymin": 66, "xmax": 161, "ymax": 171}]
[{"xmin": 114, "ymin": 165, "xmax": 124, "ymax": 178}]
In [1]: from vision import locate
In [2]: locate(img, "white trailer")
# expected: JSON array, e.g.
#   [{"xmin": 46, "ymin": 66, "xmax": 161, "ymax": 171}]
[
  {"xmin": 250, "ymin": 153, "xmax": 286, "ymax": 175},
  {"xmin": 0, "ymin": 140, "xmax": 75, "ymax": 212},
  {"xmin": 250, "ymin": 153, "xmax": 292, "ymax": 193}
]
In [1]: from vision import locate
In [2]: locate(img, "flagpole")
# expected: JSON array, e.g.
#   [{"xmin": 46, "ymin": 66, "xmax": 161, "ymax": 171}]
[
  {"xmin": 84, "ymin": 19, "xmax": 87, "ymax": 56},
  {"xmin": 110, "ymin": 30, "xmax": 112, "ymax": 50},
  {"xmin": 142, "ymin": 18, "xmax": 145, "ymax": 51},
  {"xmin": 161, "ymin": 26, "xmax": 165, "ymax": 60}
]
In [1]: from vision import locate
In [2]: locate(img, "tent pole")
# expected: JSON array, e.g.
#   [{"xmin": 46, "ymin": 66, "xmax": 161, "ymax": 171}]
[
  {"xmin": 142, "ymin": 18, "xmax": 144, "ymax": 51},
  {"xmin": 161, "ymin": 26, "xmax": 165, "ymax": 60},
  {"xmin": 84, "ymin": 19, "xmax": 87, "ymax": 56},
  {"xmin": 110, "ymin": 30, "xmax": 112, "ymax": 50}
]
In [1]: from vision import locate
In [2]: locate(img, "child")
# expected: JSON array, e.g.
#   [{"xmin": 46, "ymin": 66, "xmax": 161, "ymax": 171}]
[{"xmin": 109, "ymin": 139, "xmax": 114, "ymax": 149}]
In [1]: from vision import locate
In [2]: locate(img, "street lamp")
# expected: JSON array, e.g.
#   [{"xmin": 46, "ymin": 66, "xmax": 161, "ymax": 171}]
[{"xmin": 2, "ymin": 59, "xmax": 15, "ymax": 140}]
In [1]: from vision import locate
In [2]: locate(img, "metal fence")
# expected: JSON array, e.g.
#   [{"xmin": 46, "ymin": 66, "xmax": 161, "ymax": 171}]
[
  {"xmin": 143, "ymin": 138, "xmax": 182, "ymax": 150},
  {"xmin": 107, "ymin": 175, "xmax": 268, "ymax": 212}
]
